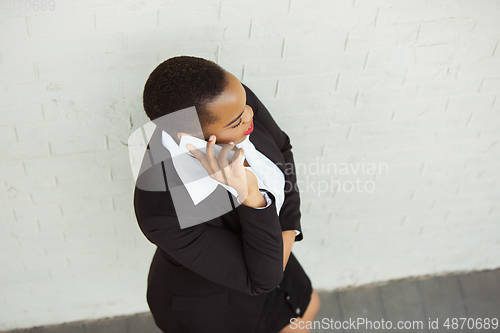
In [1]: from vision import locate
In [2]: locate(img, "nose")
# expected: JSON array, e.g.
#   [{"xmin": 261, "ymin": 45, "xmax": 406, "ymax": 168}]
[{"xmin": 242, "ymin": 106, "xmax": 253, "ymax": 123}]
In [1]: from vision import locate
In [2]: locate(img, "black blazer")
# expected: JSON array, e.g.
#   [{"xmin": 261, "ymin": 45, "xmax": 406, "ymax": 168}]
[{"xmin": 134, "ymin": 83, "xmax": 309, "ymax": 333}]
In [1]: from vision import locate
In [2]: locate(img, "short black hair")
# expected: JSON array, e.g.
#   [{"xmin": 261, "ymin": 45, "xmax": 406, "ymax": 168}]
[{"xmin": 143, "ymin": 55, "xmax": 228, "ymax": 139}]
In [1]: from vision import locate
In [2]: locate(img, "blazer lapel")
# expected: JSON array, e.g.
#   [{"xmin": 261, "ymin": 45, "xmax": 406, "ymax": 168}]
[{"xmin": 248, "ymin": 119, "xmax": 286, "ymax": 175}]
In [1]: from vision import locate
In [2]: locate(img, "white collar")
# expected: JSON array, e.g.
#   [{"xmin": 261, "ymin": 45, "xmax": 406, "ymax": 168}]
[{"xmin": 160, "ymin": 130, "xmax": 285, "ymax": 215}]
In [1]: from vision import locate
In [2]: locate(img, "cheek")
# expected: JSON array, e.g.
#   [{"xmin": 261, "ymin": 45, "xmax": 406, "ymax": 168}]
[
  {"xmin": 230, "ymin": 132, "xmax": 243, "ymax": 143},
  {"xmin": 227, "ymin": 132, "xmax": 245, "ymax": 145},
  {"xmin": 212, "ymin": 132, "xmax": 235, "ymax": 144}
]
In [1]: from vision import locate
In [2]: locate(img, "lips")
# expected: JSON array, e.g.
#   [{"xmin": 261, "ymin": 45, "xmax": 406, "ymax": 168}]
[{"xmin": 243, "ymin": 121, "xmax": 254, "ymax": 135}]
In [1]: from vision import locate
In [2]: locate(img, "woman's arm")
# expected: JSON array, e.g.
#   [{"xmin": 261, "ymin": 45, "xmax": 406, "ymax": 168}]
[
  {"xmin": 137, "ymin": 188, "xmax": 284, "ymax": 296},
  {"xmin": 282, "ymin": 230, "xmax": 296, "ymax": 270}
]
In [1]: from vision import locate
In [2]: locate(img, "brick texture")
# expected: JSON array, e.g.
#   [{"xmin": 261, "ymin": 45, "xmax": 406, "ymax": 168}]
[{"xmin": 0, "ymin": 0, "xmax": 499, "ymax": 330}]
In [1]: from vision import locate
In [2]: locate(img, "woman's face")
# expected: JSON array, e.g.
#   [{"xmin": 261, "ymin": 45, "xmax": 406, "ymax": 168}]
[{"xmin": 197, "ymin": 71, "xmax": 254, "ymax": 145}]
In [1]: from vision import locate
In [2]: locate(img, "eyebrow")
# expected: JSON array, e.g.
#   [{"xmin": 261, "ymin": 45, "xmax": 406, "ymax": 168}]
[{"xmin": 223, "ymin": 109, "xmax": 245, "ymax": 128}]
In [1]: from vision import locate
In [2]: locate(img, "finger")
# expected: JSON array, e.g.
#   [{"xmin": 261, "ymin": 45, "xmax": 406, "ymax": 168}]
[
  {"xmin": 231, "ymin": 147, "xmax": 244, "ymax": 165},
  {"xmin": 186, "ymin": 143, "xmax": 205, "ymax": 160},
  {"xmin": 186, "ymin": 143, "xmax": 212, "ymax": 172},
  {"xmin": 177, "ymin": 132, "xmax": 189, "ymax": 141},
  {"xmin": 206, "ymin": 135, "xmax": 220, "ymax": 176},
  {"xmin": 217, "ymin": 141, "xmax": 234, "ymax": 169}
]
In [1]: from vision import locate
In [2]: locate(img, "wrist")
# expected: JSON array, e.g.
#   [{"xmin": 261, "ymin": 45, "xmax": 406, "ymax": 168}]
[
  {"xmin": 235, "ymin": 185, "xmax": 258, "ymax": 203},
  {"xmin": 240, "ymin": 189, "xmax": 266, "ymax": 208}
]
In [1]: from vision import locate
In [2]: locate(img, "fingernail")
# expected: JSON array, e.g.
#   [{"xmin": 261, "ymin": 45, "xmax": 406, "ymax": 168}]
[
  {"xmin": 229, "ymin": 141, "xmax": 234, "ymax": 145},
  {"xmin": 209, "ymin": 135, "xmax": 215, "ymax": 141},
  {"xmin": 186, "ymin": 144, "xmax": 192, "ymax": 150}
]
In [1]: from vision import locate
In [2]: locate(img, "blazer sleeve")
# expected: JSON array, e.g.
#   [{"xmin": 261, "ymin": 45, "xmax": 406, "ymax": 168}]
[
  {"xmin": 243, "ymin": 83, "xmax": 304, "ymax": 242},
  {"xmin": 137, "ymin": 189, "xmax": 284, "ymax": 296}
]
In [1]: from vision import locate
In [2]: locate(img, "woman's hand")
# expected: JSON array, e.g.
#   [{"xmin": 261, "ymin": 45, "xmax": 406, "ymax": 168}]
[{"xmin": 184, "ymin": 134, "xmax": 259, "ymax": 204}]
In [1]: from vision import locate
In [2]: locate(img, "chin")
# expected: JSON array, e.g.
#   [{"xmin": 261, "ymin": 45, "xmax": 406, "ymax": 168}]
[{"xmin": 233, "ymin": 137, "xmax": 245, "ymax": 145}]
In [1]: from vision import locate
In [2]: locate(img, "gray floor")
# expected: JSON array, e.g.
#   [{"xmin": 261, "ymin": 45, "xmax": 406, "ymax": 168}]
[{"xmin": 3, "ymin": 268, "xmax": 499, "ymax": 333}]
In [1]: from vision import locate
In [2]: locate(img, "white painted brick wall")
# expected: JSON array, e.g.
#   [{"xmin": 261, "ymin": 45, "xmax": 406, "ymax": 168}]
[{"xmin": 1, "ymin": 0, "xmax": 499, "ymax": 330}]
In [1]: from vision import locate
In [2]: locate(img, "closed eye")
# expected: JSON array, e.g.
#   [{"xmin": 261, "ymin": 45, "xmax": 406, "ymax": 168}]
[{"xmin": 231, "ymin": 119, "xmax": 242, "ymax": 128}]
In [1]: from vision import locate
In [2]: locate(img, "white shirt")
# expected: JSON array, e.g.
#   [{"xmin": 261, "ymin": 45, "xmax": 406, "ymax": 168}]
[{"xmin": 161, "ymin": 130, "xmax": 300, "ymax": 237}]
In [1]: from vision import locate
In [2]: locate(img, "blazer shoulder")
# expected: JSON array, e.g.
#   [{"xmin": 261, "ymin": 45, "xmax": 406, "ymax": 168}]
[{"xmin": 241, "ymin": 82, "xmax": 258, "ymax": 108}]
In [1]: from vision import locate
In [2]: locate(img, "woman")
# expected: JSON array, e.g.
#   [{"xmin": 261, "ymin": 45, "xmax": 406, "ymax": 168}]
[{"xmin": 134, "ymin": 55, "xmax": 320, "ymax": 333}]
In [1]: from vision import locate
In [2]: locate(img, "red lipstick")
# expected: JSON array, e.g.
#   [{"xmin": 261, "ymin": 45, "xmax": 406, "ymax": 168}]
[{"xmin": 243, "ymin": 121, "xmax": 254, "ymax": 135}]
